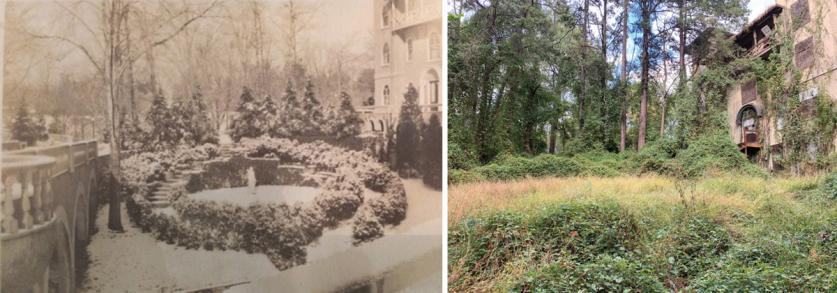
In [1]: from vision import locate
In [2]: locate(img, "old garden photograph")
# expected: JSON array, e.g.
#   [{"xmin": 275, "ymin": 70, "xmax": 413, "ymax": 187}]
[{"xmin": 1, "ymin": 0, "xmax": 442, "ymax": 292}]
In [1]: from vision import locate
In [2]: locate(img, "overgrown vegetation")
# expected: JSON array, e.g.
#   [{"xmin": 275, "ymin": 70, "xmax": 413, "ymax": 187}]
[{"xmin": 448, "ymin": 175, "xmax": 837, "ymax": 292}]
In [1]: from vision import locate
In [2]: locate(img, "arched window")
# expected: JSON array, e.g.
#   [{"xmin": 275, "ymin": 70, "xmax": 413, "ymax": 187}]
[
  {"xmin": 406, "ymin": 39, "xmax": 414, "ymax": 61},
  {"xmin": 382, "ymin": 6, "xmax": 391, "ymax": 27},
  {"xmin": 382, "ymin": 43, "xmax": 390, "ymax": 65},
  {"xmin": 379, "ymin": 120, "xmax": 385, "ymax": 132},
  {"xmin": 429, "ymin": 32, "xmax": 441, "ymax": 60},
  {"xmin": 423, "ymin": 69, "xmax": 440, "ymax": 104},
  {"xmin": 370, "ymin": 120, "xmax": 376, "ymax": 131}
]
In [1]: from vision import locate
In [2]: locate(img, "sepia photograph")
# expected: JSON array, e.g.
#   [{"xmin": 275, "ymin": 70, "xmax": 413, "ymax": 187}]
[{"xmin": 0, "ymin": 0, "xmax": 443, "ymax": 292}]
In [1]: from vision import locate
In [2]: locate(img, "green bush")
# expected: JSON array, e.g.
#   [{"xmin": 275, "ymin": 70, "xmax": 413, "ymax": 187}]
[
  {"xmin": 655, "ymin": 215, "xmax": 732, "ymax": 279},
  {"xmin": 822, "ymin": 172, "xmax": 837, "ymax": 200},
  {"xmin": 688, "ymin": 262, "xmax": 836, "ymax": 292},
  {"xmin": 449, "ymin": 203, "xmax": 643, "ymax": 288},
  {"xmin": 472, "ymin": 155, "xmax": 583, "ymax": 181},
  {"xmin": 448, "ymin": 169, "xmax": 486, "ymax": 184},
  {"xmin": 529, "ymin": 202, "xmax": 641, "ymax": 259},
  {"xmin": 675, "ymin": 133, "xmax": 766, "ymax": 178},
  {"xmin": 514, "ymin": 254, "xmax": 667, "ymax": 292},
  {"xmin": 449, "ymin": 142, "xmax": 478, "ymax": 170},
  {"xmin": 630, "ymin": 138, "xmax": 679, "ymax": 174},
  {"xmin": 448, "ymin": 212, "xmax": 532, "ymax": 283}
]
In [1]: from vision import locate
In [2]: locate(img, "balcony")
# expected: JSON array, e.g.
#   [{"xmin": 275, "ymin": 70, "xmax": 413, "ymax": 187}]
[{"xmin": 392, "ymin": 1, "xmax": 441, "ymax": 32}]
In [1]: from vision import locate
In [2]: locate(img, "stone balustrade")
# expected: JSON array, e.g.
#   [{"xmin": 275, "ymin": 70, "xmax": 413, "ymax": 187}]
[{"xmin": 1, "ymin": 155, "xmax": 56, "ymax": 235}]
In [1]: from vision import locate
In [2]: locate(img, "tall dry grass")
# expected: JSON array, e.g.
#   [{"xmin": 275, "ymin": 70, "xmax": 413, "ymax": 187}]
[{"xmin": 448, "ymin": 175, "xmax": 806, "ymax": 226}]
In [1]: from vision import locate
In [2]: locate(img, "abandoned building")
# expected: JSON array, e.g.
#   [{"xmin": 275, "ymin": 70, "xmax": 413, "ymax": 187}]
[{"xmin": 688, "ymin": 0, "xmax": 837, "ymax": 163}]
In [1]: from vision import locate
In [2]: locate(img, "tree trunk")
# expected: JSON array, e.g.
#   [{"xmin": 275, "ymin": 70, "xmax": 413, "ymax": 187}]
[
  {"xmin": 548, "ymin": 124, "xmax": 557, "ymax": 153},
  {"xmin": 579, "ymin": 0, "xmax": 589, "ymax": 130},
  {"xmin": 678, "ymin": 0, "xmax": 686, "ymax": 88},
  {"xmin": 619, "ymin": 0, "xmax": 629, "ymax": 152},
  {"xmin": 107, "ymin": 0, "xmax": 124, "ymax": 232},
  {"xmin": 638, "ymin": 1, "xmax": 650, "ymax": 149}
]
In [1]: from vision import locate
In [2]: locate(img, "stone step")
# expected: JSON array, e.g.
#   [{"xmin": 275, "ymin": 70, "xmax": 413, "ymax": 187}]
[
  {"xmin": 150, "ymin": 201, "xmax": 170, "ymax": 208},
  {"xmin": 149, "ymin": 196, "xmax": 169, "ymax": 202}
]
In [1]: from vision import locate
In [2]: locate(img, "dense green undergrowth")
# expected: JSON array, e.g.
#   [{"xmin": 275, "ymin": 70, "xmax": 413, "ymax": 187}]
[
  {"xmin": 450, "ymin": 133, "xmax": 768, "ymax": 184},
  {"xmin": 448, "ymin": 176, "xmax": 837, "ymax": 292}
]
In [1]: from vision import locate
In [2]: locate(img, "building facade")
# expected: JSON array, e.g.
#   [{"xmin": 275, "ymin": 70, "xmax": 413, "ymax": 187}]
[
  {"xmin": 691, "ymin": 0, "xmax": 837, "ymax": 165},
  {"xmin": 362, "ymin": 0, "xmax": 443, "ymax": 133}
]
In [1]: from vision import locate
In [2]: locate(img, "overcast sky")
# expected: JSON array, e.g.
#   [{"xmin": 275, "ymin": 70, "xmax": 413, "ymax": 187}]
[{"xmin": 748, "ymin": 0, "xmax": 776, "ymax": 21}]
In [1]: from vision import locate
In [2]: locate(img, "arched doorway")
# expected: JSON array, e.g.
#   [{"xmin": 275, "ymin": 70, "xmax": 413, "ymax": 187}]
[{"xmin": 736, "ymin": 104, "xmax": 763, "ymax": 158}]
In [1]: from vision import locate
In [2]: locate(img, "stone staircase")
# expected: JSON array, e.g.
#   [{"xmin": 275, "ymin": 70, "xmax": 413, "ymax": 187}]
[
  {"xmin": 218, "ymin": 144, "xmax": 235, "ymax": 157},
  {"xmin": 147, "ymin": 162, "xmax": 203, "ymax": 208}
]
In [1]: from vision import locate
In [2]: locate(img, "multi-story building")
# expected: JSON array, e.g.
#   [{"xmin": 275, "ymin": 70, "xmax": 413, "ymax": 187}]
[
  {"xmin": 688, "ymin": 0, "xmax": 837, "ymax": 166},
  {"xmin": 362, "ymin": 0, "xmax": 443, "ymax": 133}
]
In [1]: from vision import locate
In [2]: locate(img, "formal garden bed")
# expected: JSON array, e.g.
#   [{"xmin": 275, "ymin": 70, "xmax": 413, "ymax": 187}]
[{"xmin": 123, "ymin": 138, "xmax": 407, "ymax": 270}]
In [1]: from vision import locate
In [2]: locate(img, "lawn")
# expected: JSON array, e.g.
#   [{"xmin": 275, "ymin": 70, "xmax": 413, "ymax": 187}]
[{"xmin": 448, "ymin": 175, "xmax": 837, "ymax": 292}]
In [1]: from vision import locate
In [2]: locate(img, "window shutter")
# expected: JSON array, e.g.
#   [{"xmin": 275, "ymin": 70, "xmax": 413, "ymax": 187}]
[
  {"xmin": 795, "ymin": 37, "xmax": 814, "ymax": 68},
  {"xmin": 741, "ymin": 79, "xmax": 758, "ymax": 104},
  {"xmin": 792, "ymin": 0, "xmax": 810, "ymax": 29}
]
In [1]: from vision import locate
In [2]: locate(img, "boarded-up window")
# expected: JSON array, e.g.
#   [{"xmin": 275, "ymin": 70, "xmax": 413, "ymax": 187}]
[
  {"xmin": 792, "ymin": 0, "xmax": 810, "ymax": 29},
  {"xmin": 795, "ymin": 37, "xmax": 814, "ymax": 68},
  {"xmin": 741, "ymin": 79, "xmax": 758, "ymax": 104}
]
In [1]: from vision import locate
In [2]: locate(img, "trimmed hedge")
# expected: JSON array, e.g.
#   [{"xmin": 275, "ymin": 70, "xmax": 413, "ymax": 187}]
[{"xmin": 124, "ymin": 138, "xmax": 408, "ymax": 271}]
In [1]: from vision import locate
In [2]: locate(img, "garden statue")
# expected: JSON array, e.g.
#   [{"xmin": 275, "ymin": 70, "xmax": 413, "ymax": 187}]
[{"xmin": 247, "ymin": 166, "xmax": 256, "ymax": 195}]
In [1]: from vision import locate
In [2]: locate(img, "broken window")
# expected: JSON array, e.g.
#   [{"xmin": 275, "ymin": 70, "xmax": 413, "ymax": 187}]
[
  {"xmin": 741, "ymin": 79, "xmax": 758, "ymax": 104},
  {"xmin": 791, "ymin": 0, "xmax": 810, "ymax": 30},
  {"xmin": 795, "ymin": 37, "xmax": 814, "ymax": 69}
]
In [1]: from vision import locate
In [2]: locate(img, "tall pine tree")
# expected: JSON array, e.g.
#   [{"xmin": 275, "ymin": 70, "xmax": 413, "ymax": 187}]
[
  {"xmin": 11, "ymin": 99, "xmax": 43, "ymax": 146},
  {"xmin": 230, "ymin": 87, "xmax": 263, "ymax": 142},
  {"xmin": 300, "ymin": 80, "xmax": 324, "ymax": 136},
  {"xmin": 395, "ymin": 84, "xmax": 422, "ymax": 175},
  {"xmin": 421, "ymin": 113, "xmax": 443, "ymax": 189},
  {"xmin": 146, "ymin": 94, "xmax": 181, "ymax": 148},
  {"xmin": 332, "ymin": 91, "xmax": 363, "ymax": 139},
  {"xmin": 276, "ymin": 82, "xmax": 305, "ymax": 137}
]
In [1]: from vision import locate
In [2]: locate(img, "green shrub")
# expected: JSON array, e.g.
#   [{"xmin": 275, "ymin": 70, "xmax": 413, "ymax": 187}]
[
  {"xmin": 449, "ymin": 142, "xmax": 478, "ymax": 170},
  {"xmin": 655, "ymin": 215, "xmax": 732, "ymax": 279},
  {"xmin": 688, "ymin": 262, "xmax": 836, "ymax": 292},
  {"xmin": 449, "ymin": 169, "xmax": 486, "ymax": 184},
  {"xmin": 472, "ymin": 155, "xmax": 583, "ymax": 181},
  {"xmin": 822, "ymin": 172, "xmax": 837, "ymax": 200},
  {"xmin": 582, "ymin": 164, "xmax": 621, "ymax": 177},
  {"xmin": 675, "ymin": 133, "xmax": 766, "ymax": 178},
  {"xmin": 529, "ymin": 202, "xmax": 641, "ymax": 259},
  {"xmin": 514, "ymin": 254, "xmax": 667, "ymax": 292},
  {"xmin": 448, "ymin": 212, "xmax": 532, "ymax": 283},
  {"xmin": 631, "ymin": 138, "xmax": 679, "ymax": 174}
]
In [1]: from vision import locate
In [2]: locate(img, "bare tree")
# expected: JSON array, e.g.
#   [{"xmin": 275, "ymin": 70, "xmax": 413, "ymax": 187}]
[{"xmin": 23, "ymin": 0, "xmax": 221, "ymax": 231}]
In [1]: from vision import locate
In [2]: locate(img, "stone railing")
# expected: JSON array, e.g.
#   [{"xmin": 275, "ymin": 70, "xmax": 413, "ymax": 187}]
[
  {"xmin": 6, "ymin": 140, "xmax": 98, "ymax": 177},
  {"xmin": 1, "ymin": 155, "xmax": 56, "ymax": 234}
]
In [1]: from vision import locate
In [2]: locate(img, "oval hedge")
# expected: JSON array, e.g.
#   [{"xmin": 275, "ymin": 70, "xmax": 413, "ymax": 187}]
[{"xmin": 125, "ymin": 139, "xmax": 407, "ymax": 270}]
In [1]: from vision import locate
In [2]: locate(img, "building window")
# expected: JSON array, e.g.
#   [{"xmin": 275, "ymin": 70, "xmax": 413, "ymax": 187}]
[
  {"xmin": 741, "ymin": 79, "xmax": 758, "ymax": 104},
  {"xmin": 424, "ymin": 69, "xmax": 439, "ymax": 104},
  {"xmin": 791, "ymin": 0, "xmax": 810, "ymax": 30},
  {"xmin": 407, "ymin": 0, "xmax": 418, "ymax": 14},
  {"xmin": 429, "ymin": 80, "xmax": 439, "ymax": 103},
  {"xmin": 382, "ymin": 43, "xmax": 390, "ymax": 65},
  {"xmin": 406, "ymin": 39, "xmax": 414, "ymax": 61},
  {"xmin": 383, "ymin": 85, "xmax": 390, "ymax": 105},
  {"xmin": 795, "ymin": 36, "xmax": 814, "ymax": 69},
  {"xmin": 429, "ymin": 32, "xmax": 441, "ymax": 60},
  {"xmin": 382, "ymin": 6, "xmax": 391, "ymax": 27}
]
